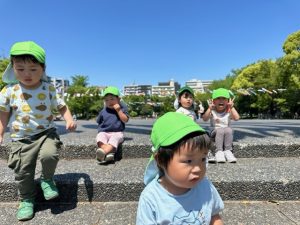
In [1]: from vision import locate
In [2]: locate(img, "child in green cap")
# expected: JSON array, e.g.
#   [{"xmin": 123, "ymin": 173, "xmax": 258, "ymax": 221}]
[
  {"xmin": 175, "ymin": 86, "xmax": 197, "ymax": 121},
  {"xmin": 0, "ymin": 41, "xmax": 77, "ymax": 221},
  {"xmin": 137, "ymin": 112, "xmax": 224, "ymax": 224},
  {"xmin": 95, "ymin": 86, "xmax": 129, "ymax": 164},
  {"xmin": 202, "ymin": 88, "xmax": 240, "ymax": 163}
]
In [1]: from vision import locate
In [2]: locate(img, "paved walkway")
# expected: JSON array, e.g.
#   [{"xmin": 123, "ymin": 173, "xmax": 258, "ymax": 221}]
[
  {"xmin": 2, "ymin": 118, "xmax": 300, "ymax": 146},
  {"xmin": 0, "ymin": 119, "xmax": 299, "ymax": 224}
]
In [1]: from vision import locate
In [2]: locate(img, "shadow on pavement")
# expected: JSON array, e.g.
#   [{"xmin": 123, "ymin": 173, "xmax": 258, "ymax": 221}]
[{"xmin": 35, "ymin": 173, "xmax": 93, "ymax": 215}]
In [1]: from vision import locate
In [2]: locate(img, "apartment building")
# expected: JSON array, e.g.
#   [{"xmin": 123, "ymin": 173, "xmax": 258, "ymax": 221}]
[
  {"xmin": 152, "ymin": 79, "xmax": 180, "ymax": 97},
  {"xmin": 123, "ymin": 84, "xmax": 152, "ymax": 96},
  {"xmin": 185, "ymin": 79, "xmax": 213, "ymax": 93}
]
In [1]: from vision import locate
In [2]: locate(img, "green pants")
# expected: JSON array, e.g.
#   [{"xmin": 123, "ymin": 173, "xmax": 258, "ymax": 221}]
[{"xmin": 7, "ymin": 128, "xmax": 62, "ymax": 200}]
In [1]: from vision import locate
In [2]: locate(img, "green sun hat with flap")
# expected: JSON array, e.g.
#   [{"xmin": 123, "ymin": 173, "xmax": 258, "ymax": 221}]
[
  {"xmin": 178, "ymin": 86, "xmax": 194, "ymax": 96},
  {"xmin": 2, "ymin": 41, "xmax": 47, "ymax": 84},
  {"xmin": 212, "ymin": 88, "xmax": 230, "ymax": 99},
  {"xmin": 103, "ymin": 86, "xmax": 120, "ymax": 97},
  {"xmin": 10, "ymin": 41, "xmax": 45, "ymax": 63},
  {"xmin": 144, "ymin": 112, "xmax": 205, "ymax": 185},
  {"xmin": 151, "ymin": 112, "xmax": 204, "ymax": 150}
]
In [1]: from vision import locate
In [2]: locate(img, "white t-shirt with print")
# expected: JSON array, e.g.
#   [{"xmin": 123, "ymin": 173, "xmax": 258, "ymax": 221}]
[{"xmin": 0, "ymin": 82, "xmax": 66, "ymax": 140}]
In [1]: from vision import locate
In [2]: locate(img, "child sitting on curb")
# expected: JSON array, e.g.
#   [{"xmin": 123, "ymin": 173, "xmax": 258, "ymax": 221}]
[
  {"xmin": 95, "ymin": 86, "xmax": 129, "ymax": 164},
  {"xmin": 202, "ymin": 88, "xmax": 240, "ymax": 163},
  {"xmin": 137, "ymin": 112, "xmax": 224, "ymax": 224}
]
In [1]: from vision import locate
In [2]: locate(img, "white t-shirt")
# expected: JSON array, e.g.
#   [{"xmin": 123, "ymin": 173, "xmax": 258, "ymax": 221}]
[
  {"xmin": 176, "ymin": 107, "xmax": 197, "ymax": 121},
  {"xmin": 0, "ymin": 82, "xmax": 66, "ymax": 140}
]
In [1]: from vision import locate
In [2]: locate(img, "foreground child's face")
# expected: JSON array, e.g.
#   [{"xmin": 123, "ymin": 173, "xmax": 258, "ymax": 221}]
[
  {"xmin": 179, "ymin": 92, "xmax": 194, "ymax": 109},
  {"xmin": 104, "ymin": 94, "xmax": 119, "ymax": 108},
  {"xmin": 161, "ymin": 145, "xmax": 208, "ymax": 195},
  {"xmin": 213, "ymin": 97, "xmax": 229, "ymax": 112},
  {"xmin": 13, "ymin": 59, "xmax": 43, "ymax": 89}
]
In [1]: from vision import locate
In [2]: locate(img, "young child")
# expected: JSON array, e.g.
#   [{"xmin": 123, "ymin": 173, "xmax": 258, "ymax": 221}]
[
  {"xmin": 95, "ymin": 86, "xmax": 129, "ymax": 164},
  {"xmin": 175, "ymin": 86, "xmax": 197, "ymax": 121},
  {"xmin": 202, "ymin": 88, "xmax": 240, "ymax": 163},
  {"xmin": 137, "ymin": 112, "xmax": 224, "ymax": 225},
  {"xmin": 0, "ymin": 41, "xmax": 76, "ymax": 221}
]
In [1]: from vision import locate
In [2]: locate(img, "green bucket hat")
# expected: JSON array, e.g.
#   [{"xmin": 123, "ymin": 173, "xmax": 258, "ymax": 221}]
[
  {"xmin": 103, "ymin": 86, "xmax": 120, "ymax": 97},
  {"xmin": 178, "ymin": 86, "xmax": 194, "ymax": 96},
  {"xmin": 212, "ymin": 88, "xmax": 230, "ymax": 99},
  {"xmin": 144, "ymin": 112, "xmax": 205, "ymax": 185},
  {"xmin": 2, "ymin": 41, "xmax": 47, "ymax": 84}
]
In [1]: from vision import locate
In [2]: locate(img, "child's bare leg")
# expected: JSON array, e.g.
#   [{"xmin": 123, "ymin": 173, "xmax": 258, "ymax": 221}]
[{"xmin": 100, "ymin": 143, "xmax": 116, "ymax": 154}]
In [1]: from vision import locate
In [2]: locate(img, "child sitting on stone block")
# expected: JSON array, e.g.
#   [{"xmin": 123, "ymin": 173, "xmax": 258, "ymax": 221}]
[
  {"xmin": 95, "ymin": 86, "xmax": 129, "ymax": 164},
  {"xmin": 202, "ymin": 88, "xmax": 240, "ymax": 163}
]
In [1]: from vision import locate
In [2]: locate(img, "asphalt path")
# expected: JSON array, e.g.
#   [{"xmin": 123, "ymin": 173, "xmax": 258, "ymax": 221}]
[
  {"xmin": 56, "ymin": 118, "xmax": 300, "ymax": 145},
  {"xmin": 2, "ymin": 118, "xmax": 300, "ymax": 146}
]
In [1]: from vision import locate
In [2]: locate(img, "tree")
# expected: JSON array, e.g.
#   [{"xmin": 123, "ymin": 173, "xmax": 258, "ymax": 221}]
[
  {"xmin": 140, "ymin": 104, "xmax": 153, "ymax": 117},
  {"xmin": 0, "ymin": 58, "xmax": 9, "ymax": 90},
  {"xmin": 66, "ymin": 75, "xmax": 100, "ymax": 119},
  {"xmin": 277, "ymin": 30, "xmax": 300, "ymax": 116},
  {"xmin": 71, "ymin": 75, "xmax": 89, "ymax": 87}
]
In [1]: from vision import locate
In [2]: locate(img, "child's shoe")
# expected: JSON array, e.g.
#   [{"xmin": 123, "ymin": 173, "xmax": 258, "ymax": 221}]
[
  {"xmin": 215, "ymin": 151, "xmax": 226, "ymax": 163},
  {"xmin": 96, "ymin": 148, "xmax": 106, "ymax": 162},
  {"xmin": 41, "ymin": 179, "xmax": 59, "ymax": 200},
  {"xmin": 224, "ymin": 150, "xmax": 237, "ymax": 163},
  {"xmin": 105, "ymin": 153, "xmax": 115, "ymax": 163},
  {"xmin": 207, "ymin": 150, "xmax": 216, "ymax": 163},
  {"xmin": 17, "ymin": 199, "xmax": 34, "ymax": 221}
]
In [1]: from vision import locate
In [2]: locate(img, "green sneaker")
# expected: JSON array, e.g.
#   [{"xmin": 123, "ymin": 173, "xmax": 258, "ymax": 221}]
[
  {"xmin": 17, "ymin": 199, "xmax": 34, "ymax": 221},
  {"xmin": 41, "ymin": 179, "xmax": 59, "ymax": 200}
]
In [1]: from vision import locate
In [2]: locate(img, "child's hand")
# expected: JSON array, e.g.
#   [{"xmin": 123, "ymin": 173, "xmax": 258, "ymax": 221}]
[
  {"xmin": 227, "ymin": 97, "xmax": 235, "ymax": 109},
  {"xmin": 66, "ymin": 120, "xmax": 77, "ymax": 131},
  {"xmin": 0, "ymin": 136, "xmax": 3, "ymax": 145},
  {"xmin": 207, "ymin": 99, "xmax": 215, "ymax": 109},
  {"xmin": 113, "ymin": 103, "xmax": 121, "ymax": 112}
]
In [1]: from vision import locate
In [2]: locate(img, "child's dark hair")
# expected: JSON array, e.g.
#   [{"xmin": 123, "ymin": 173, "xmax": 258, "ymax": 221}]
[
  {"xmin": 11, "ymin": 54, "xmax": 45, "ymax": 70},
  {"xmin": 155, "ymin": 131, "xmax": 211, "ymax": 177}
]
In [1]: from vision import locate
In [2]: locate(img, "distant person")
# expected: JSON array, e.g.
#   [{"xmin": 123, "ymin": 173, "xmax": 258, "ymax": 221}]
[
  {"xmin": 0, "ymin": 41, "xmax": 77, "ymax": 221},
  {"xmin": 174, "ymin": 86, "xmax": 197, "ymax": 121},
  {"xmin": 202, "ymin": 88, "xmax": 240, "ymax": 163},
  {"xmin": 137, "ymin": 112, "xmax": 224, "ymax": 224},
  {"xmin": 95, "ymin": 86, "xmax": 129, "ymax": 164}
]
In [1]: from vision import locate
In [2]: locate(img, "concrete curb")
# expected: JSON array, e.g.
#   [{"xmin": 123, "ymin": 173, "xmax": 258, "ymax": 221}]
[
  {"xmin": 1, "ymin": 157, "xmax": 299, "ymax": 202},
  {"xmin": 1, "ymin": 143, "xmax": 300, "ymax": 160}
]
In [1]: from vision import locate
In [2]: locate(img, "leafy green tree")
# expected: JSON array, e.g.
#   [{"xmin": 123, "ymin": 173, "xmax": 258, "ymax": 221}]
[
  {"xmin": 231, "ymin": 60, "xmax": 279, "ymax": 116},
  {"xmin": 277, "ymin": 30, "xmax": 300, "ymax": 116},
  {"xmin": 140, "ymin": 104, "xmax": 153, "ymax": 117},
  {"xmin": 0, "ymin": 58, "xmax": 9, "ymax": 90},
  {"xmin": 66, "ymin": 75, "xmax": 102, "ymax": 119}
]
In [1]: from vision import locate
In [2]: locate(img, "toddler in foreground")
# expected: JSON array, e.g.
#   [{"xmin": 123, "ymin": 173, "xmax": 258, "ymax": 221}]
[{"xmin": 137, "ymin": 112, "xmax": 224, "ymax": 224}]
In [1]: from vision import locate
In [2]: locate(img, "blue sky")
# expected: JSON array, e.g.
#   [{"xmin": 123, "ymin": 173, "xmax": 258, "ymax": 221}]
[{"xmin": 1, "ymin": 0, "xmax": 300, "ymax": 91}]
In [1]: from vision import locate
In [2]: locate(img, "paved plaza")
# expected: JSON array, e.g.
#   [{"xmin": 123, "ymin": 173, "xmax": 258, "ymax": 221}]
[
  {"xmin": 46, "ymin": 118, "xmax": 300, "ymax": 145},
  {"xmin": 0, "ymin": 118, "xmax": 299, "ymax": 224},
  {"xmin": 3, "ymin": 118, "xmax": 300, "ymax": 146}
]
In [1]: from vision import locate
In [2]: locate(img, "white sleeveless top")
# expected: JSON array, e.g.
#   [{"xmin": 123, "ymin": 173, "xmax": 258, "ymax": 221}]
[{"xmin": 210, "ymin": 110, "xmax": 231, "ymax": 129}]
